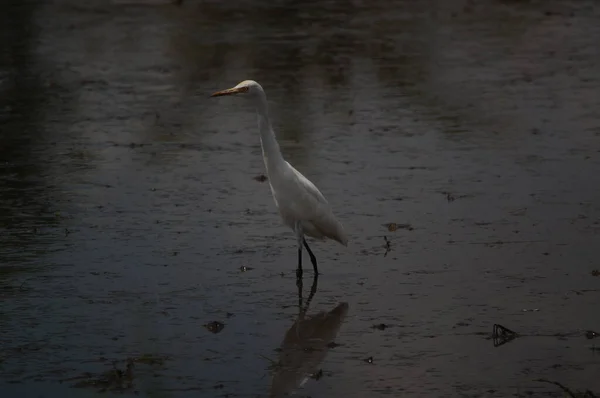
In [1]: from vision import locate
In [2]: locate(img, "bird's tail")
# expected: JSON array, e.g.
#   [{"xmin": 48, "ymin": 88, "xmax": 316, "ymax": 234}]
[{"xmin": 333, "ymin": 224, "xmax": 348, "ymax": 247}]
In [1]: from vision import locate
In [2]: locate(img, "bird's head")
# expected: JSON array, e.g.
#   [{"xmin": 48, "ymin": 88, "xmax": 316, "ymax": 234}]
[{"xmin": 210, "ymin": 80, "xmax": 264, "ymax": 99}]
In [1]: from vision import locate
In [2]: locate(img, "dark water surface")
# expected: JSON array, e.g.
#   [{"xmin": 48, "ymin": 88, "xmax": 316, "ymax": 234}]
[{"xmin": 1, "ymin": 0, "xmax": 599, "ymax": 397}]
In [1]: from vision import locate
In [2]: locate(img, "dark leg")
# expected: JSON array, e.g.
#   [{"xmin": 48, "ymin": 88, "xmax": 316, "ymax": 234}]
[
  {"xmin": 296, "ymin": 246, "xmax": 303, "ymax": 279},
  {"xmin": 297, "ymin": 272, "xmax": 303, "ymax": 311},
  {"xmin": 303, "ymin": 239, "xmax": 319, "ymax": 275},
  {"xmin": 299, "ymin": 273, "xmax": 319, "ymax": 317},
  {"xmin": 305, "ymin": 273, "xmax": 319, "ymax": 310}
]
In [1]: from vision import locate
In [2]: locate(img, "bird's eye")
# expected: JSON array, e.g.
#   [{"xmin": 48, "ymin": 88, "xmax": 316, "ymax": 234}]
[{"xmin": 239, "ymin": 86, "xmax": 249, "ymax": 93}]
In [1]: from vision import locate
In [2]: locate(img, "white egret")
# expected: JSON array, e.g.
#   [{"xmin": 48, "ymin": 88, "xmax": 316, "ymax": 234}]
[{"xmin": 210, "ymin": 80, "xmax": 348, "ymax": 278}]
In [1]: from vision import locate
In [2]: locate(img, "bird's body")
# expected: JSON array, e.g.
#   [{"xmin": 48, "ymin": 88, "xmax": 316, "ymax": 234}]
[
  {"xmin": 266, "ymin": 160, "xmax": 347, "ymax": 245},
  {"xmin": 211, "ymin": 80, "xmax": 347, "ymax": 277}
]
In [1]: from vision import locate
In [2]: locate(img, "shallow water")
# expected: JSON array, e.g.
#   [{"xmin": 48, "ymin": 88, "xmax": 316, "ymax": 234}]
[{"xmin": 1, "ymin": 0, "xmax": 599, "ymax": 397}]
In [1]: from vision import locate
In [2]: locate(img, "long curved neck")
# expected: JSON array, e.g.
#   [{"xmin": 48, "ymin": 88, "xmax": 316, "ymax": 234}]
[{"xmin": 254, "ymin": 92, "xmax": 284, "ymax": 172}]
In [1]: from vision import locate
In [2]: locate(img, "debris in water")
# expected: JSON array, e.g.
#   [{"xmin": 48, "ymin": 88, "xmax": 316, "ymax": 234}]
[
  {"xmin": 382, "ymin": 222, "xmax": 413, "ymax": 232},
  {"xmin": 311, "ymin": 369, "xmax": 323, "ymax": 380},
  {"xmin": 383, "ymin": 236, "xmax": 391, "ymax": 257},
  {"xmin": 492, "ymin": 323, "xmax": 518, "ymax": 347},
  {"xmin": 205, "ymin": 321, "xmax": 225, "ymax": 334},
  {"xmin": 493, "ymin": 324, "xmax": 517, "ymax": 337},
  {"xmin": 372, "ymin": 323, "xmax": 390, "ymax": 330},
  {"xmin": 364, "ymin": 356, "xmax": 374, "ymax": 364},
  {"xmin": 66, "ymin": 359, "xmax": 136, "ymax": 392},
  {"xmin": 535, "ymin": 378, "xmax": 598, "ymax": 398},
  {"xmin": 253, "ymin": 174, "xmax": 267, "ymax": 182},
  {"xmin": 132, "ymin": 354, "xmax": 168, "ymax": 366},
  {"xmin": 453, "ymin": 322, "xmax": 470, "ymax": 328}
]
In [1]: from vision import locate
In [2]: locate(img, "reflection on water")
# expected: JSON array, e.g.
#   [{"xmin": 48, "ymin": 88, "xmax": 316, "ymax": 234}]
[
  {"xmin": 0, "ymin": 1, "xmax": 64, "ymax": 269},
  {"xmin": 270, "ymin": 276, "xmax": 349, "ymax": 397}
]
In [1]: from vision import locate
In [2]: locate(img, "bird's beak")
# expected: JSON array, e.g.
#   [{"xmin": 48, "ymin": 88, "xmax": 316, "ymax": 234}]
[{"xmin": 210, "ymin": 86, "xmax": 248, "ymax": 97}]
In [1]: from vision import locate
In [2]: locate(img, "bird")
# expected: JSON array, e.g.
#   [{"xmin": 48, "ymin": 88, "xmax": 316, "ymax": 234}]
[{"xmin": 210, "ymin": 80, "xmax": 348, "ymax": 279}]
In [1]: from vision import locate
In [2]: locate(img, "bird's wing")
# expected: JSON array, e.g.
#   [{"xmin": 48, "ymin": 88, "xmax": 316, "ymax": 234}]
[
  {"xmin": 286, "ymin": 162, "xmax": 329, "ymax": 206},
  {"xmin": 273, "ymin": 163, "xmax": 347, "ymax": 244}
]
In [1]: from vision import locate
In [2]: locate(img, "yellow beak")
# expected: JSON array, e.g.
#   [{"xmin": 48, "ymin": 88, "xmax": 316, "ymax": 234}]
[{"xmin": 210, "ymin": 86, "xmax": 247, "ymax": 97}]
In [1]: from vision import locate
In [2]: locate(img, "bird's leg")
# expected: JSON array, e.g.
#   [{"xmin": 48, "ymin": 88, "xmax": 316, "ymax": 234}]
[
  {"xmin": 304, "ymin": 273, "xmax": 319, "ymax": 313},
  {"xmin": 299, "ymin": 273, "xmax": 319, "ymax": 318},
  {"xmin": 297, "ymin": 246, "xmax": 303, "ymax": 279},
  {"xmin": 295, "ymin": 222, "xmax": 304, "ymax": 280},
  {"xmin": 297, "ymin": 273, "xmax": 304, "ymax": 312},
  {"xmin": 303, "ymin": 238, "xmax": 319, "ymax": 275}
]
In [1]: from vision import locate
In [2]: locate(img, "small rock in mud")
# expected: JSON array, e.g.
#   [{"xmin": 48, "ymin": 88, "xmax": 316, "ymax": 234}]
[
  {"xmin": 382, "ymin": 222, "xmax": 413, "ymax": 232},
  {"xmin": 371, "ymin": 323, "xmax": 390, "ymax": 330},
  {"xmin": 205, "ymin": 321, "xmax": 225, "ymax": 334},
  {"xmin": 253, "ymin": 174, "xmax": 267, "ymax": 182}
]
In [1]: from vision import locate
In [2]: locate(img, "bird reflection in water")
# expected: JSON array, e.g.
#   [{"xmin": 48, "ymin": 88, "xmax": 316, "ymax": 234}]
[{"xmin": 268, "ymin": 275, "xmax": 349, "ymax": 397}]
